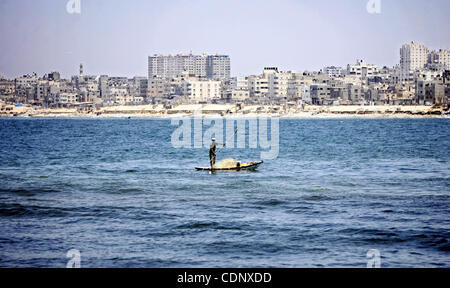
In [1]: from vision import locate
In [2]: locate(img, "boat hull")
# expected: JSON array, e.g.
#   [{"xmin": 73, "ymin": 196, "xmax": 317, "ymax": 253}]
[{"xmin": 195, "ymin": 161, "xmax": 263, "ymax": 172}]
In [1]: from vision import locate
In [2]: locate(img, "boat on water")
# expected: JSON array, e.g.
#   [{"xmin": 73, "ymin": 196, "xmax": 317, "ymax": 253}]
[{"xmin": 195, "ymin": 161, "xmax": 263, "ymax": 172}]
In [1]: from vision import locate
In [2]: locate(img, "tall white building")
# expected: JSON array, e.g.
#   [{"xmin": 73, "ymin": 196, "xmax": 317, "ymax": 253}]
[
  {"xmin": 399, "ymin": 42, "xmax": 450, "ymax": 81},
  {"xmin": 400, "ymin": 42, "xmax": 429, "ymax": 81},
  {"xmin": 148, "ymin": 53, "xmax": 230, "ymax": 81},
  {"xmin": 206, "ymin": 55, "xmax": 231, "ymax": 80},
  {"xmin": 148, "ymin": 54, "xmax": 192, "ymax": 80}
]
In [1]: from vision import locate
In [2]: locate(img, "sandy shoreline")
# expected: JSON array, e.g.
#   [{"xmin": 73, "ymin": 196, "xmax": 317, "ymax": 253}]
[{"xmin": 1, "ymin": 104, "xmax": 449, "ymax": 119}]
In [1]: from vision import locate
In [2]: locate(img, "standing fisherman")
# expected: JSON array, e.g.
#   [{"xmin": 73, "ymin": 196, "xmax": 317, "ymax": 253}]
[{"xmin": 210, "ymin": 138, "xmax": 226, "ymax": 168}]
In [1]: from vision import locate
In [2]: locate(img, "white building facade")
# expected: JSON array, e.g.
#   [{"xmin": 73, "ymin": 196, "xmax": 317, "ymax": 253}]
[
  {"xmin": 323, "ymin": 66, "xmax": 344, "ymax": 78},
  {"xmin": 347, "ymin": 59, "xmax": 379, "ymax": 79},
  {"xmin": 400, "ymin": 42, "xmax": 430, "ymax": 81},
  {"xmin": 148, "ymin": 53, "xmax": 230, "ymax": 81},
  {"xmin": 181, "ymin": 78, "xmax": 222, "ymax": 101}
]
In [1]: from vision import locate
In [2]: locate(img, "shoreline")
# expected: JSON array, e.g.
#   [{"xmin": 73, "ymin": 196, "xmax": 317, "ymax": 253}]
[
  {"xmin": 2, "ymin": 114, "xmax": 448, "ymax": 120},
  {"xmin": 1, "ymin": 104, "xmax": 449, "ymax": 119}
]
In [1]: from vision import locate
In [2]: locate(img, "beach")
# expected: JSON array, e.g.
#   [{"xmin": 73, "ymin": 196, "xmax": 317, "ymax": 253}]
[{"xmin": 1, "ymin": 103, "xmax": 449, "ymax": 118}]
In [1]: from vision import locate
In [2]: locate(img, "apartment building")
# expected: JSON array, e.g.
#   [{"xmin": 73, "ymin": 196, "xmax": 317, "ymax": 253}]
[
  {"xmin": 400, "ymin": 42, "xmax": 429, "ymax": 81},
  {"xmin": 398, "ymin": 42, "xmax": 450, "ymax": 81},
  {"xmin": 181, "ymin": 77, "xmax": 221, "ymax": 102},
  {"xmin": 0, "ymin": 79, "xmax": 15, "ymax": 96},
  {"xmin": 428, "ymin": 49, "xmax": 450, "ymax": 70},
  {"xmin": 206, "ymin": 55, "xmax": 231, "ymax": 80},
  {"xmin": 310, "ymin": 84, "xmax": 331, "ymax": 105},
  {"xmin": 323, "ymin": 66, "xmax": 344, "ymax": 78},
  {"xmin": 15, "ymin": 74, "xmax": 38, "ymax": 89},
  {"xmin": 230, "ymin": 76, "xmax": 249, "ymax": 89},
  {"xmin": 55, "ymin": 92, "xmax": 78, "ymax": 105},
  {"xmin": 347, "ymin": 59, "xmax": 379, "ymax": 79},
  {"xmin": 231, "ymin": 88, "xmax": 250, "ymax": 102},
  {"xmin": 347, "ymin": 83, "xmax": 366, "ymax": 103},
  {"xmin": 148, "ymin": 53, "xmax": 230, "ymax": 80},
  {"xmin": 415, "ymin": 73, "xmax": 449, "ymax": 105},
  {"xmin": 267, "ymin": 70, "xmax": 291, "ymax": 100},
  {"xmin": 108, "ymin": 86, "xmax": 133, "ymax": 105},
  {"xmin": 148, "ymin": 76, "xmax": 171, "ymax": 100},
  {"xmin": 131, "ymin": 77, "xmax": 149, "ymax": 100},
  {"xmin": 248, "ymin": 75, "xmax": 269, "ymax": 98}
]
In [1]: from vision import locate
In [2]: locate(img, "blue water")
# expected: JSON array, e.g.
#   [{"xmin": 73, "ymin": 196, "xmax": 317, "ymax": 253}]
[{"xmin": 0, "ymin": 118, "xmax": 449, "ymax": 268}]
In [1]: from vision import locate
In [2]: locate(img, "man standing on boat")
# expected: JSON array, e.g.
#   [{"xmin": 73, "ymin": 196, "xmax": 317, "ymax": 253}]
[{"xmin": 210, "ymin": 138, "xmax": 225, "ymax": 168}]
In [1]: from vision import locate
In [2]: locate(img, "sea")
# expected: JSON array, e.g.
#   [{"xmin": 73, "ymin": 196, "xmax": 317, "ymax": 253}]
[{"xmin": 0, "ymin": 117, "xmax": 449, "ymax": 267}]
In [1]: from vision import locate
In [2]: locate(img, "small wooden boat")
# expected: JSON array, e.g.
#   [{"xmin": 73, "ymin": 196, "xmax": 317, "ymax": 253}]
[{"xmin": 195, "ymin": 161, "xmax": 263, "ymax": 172}]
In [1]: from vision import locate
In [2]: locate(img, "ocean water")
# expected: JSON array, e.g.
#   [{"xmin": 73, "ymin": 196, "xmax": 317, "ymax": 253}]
[{"xmin": 0, "ymin": 117, "xmax": 449, "ymax": 268}]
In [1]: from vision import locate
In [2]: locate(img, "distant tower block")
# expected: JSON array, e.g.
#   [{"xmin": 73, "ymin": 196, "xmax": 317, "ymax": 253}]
[{"xmin": 80, "ymin": 63, "xmax": 84, "ymax": 77}]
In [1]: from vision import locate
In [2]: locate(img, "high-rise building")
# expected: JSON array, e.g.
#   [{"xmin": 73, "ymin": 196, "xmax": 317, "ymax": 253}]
[
  {"xmin": 206, "ymin": 55, "xmax": 231, "ymax": 80},
  {"xmin": 400, "ymin": 42, "xmax": 429, "ymax": 81},
  {"xmin": 400, "ymin": 42, "xmax": 450, "ymax": 81},
  {"xmin": 148, "ymin": 53, "xmax": 230, "ymax": 81}
]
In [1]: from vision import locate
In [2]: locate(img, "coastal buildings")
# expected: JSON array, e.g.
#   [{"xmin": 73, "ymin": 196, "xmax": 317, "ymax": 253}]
[
  {"xmin": 98, "ymin": 75, "xmax": 109, "ymax": 100},
  {"xmin": 415, "ymin": 72, "xmax": 450, "ymax": 105},
  {"xmin": 14, "ymin": 74, "xmax": 38, "ymax": 104},
  {"xmin": 148, "ymin": 54, "xmax": 205, "ymax": 80},
  {"xmin": 105, "ymin": 77, "xmax": 147, "ymax": 106},
  {"xmin": 323, "ymin": 66, "xmax": 344, "ymax": 78},
  {"xmin": 428, "ymin": 49, "xmax": 450, "ymax": 70},
  {"xmin": 267, "ymin": 68, "xmax": 291, "ymax": 100},
  {"xmin": 231, "ymin": 88, "xmax": 250, "ymax": 102},
  {"xmin": 400, "ymin": 42, "xmax": 450, "ymax": 82},
  {"xmin": 400, "ymin": 42, "xmax": 429, "ymax": 82},
  {"xmin": 0, "ymin": 77, "xmax": 15, "ymax": 103},
  {"xmin": 248, "ymin": 75, "xmax": 269, "ymax": 99},
  {"xmin": 15, "ymin": 73, "xmax": 38, "ymax": 88},
  {"xmin": 148, "ymin": 76, "xmax": 173, "ymax": 102},
  {"xmin": 148, "ymin": 53, "xmax": 230, "ymax": 80},
  {"xmin": 310, "ymin": 84, "xmax": 330, "ymax": 105},
  {"xmin": 130, "ymin": 77, "xmax": 148, "ymax": 103},
  {"xmin": 206, "ymin": 55, "xmax": 231, "ymax": 80},
  {"xmin": 180, "ymin": 76, "xmax": 221, "ymax": 102},
  {"xmin": 107, "ymin": 85, "xmax": 133, "ymax": 105},
  {"xmin": 347, "ymin": 59, "xmax": 379, "ymax": 79},
  {"xmin": 235, "ymin": 76, "xmax": 249, "ymax": 89},
  {"xmin": 2, "ymin": 42, "xmax": 449, "ymax": 108},
  {"xmin": 55, "ymin": 92, "xmax": 77, "ymax": 105}
]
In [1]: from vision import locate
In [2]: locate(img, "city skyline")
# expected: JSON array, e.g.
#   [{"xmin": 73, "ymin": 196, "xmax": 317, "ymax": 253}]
[
  {"xmin": 2, "ymin": 41, "xmax": 449, "ymax": 80},
  {"xmin": 1, "ymin": 0, "xmax": 450, "ymax": 79}
]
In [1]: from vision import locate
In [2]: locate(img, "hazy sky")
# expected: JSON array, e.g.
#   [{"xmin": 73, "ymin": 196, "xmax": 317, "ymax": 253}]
[{"xmin": 0, "ymin": 0, "xmax": 449, "ymax": 79}]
